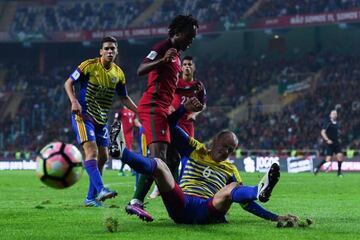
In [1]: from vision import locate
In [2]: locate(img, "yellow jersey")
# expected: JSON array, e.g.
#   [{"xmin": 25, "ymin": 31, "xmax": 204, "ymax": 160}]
[
  {"xmin": 70, "ymin": 58, "xmax": 127, "ymax": 125},
  {"xmin": 179, "ymin": 138, "xmax": 242, "ymax": 199}
]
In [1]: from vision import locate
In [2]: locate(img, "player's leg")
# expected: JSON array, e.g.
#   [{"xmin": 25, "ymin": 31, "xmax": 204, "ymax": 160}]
[
  {"xmin": 124, "ymin": 142, "xmax": 167, "ymax": 221},
  {"xmin": 211, "ymin": 183, "xmax": 278, "ymax": 222},
  {"xmin": 315, "ymin": 146, "xmax": 333, "ymax": 174},
  {"xmin": 119, "ymin": 162, "xmax": 126, "ymax": 176},
  {"xmin": 109, "ymin": 131, "xmax": 178, "ymax": 221},
  {"xmin": 211, "ymin": 164, "xmax": 280, "ymax": 221},
  {"xmin": 336, "ymin": 151, "xmax": 344, "ymax": 177},
  {"xmin": 83, "ymin": 142, "xmax": 117, "ymax": 202},
  {"xmin": 125, "ymin": 110, "xmax": 170, "ymax": 220},
  {"xmin": 212, "ymin": 163, "xmax": 280, "ymax": 212},
  {"xmin": 97, "ymin": 146, "xmax": 108, "ymax": 173},
  {"xmin": 83, "ymin": 146, "xmax": 108, "ymax": 205},
  {"xmin": 114, "ymin": 149, "xmax": 185, "ymax": 222},
  {"xmin": 132, "ymin": 142, "xmax": 167, "ymax": 202},
  {"xmin": 165, "ymin": 143, "xmax": 181, "ymax": 182},
  {"xmin": 72, "ymin": 114, "xmax": 105, "ymax": 206}
]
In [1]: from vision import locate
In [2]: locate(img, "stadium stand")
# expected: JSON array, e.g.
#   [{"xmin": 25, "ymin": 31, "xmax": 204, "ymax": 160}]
[
  {"xmin": 252, "ymin": 0, "xmax": 360, "ymax": 19},
  {"xmin": 233, "ymin": 55, "xmax": 360, "ymax": 150},
  {"xmin": 3, "ymin": 52, "xmax": 360, "ymax": 155}
]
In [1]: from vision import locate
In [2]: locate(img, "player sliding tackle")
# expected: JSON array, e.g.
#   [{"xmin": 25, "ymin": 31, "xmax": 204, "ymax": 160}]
[{"xmin": 110, "ymin": 97, "xmax": 298, "ymax": 224}]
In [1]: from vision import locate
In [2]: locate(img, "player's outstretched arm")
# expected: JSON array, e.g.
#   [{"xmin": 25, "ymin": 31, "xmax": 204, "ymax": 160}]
[{"xmin": 168, "ymin": 97, "xmax": 203, "ymax": 157}]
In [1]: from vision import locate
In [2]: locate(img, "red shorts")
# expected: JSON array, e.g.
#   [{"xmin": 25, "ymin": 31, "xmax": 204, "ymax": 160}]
[
  {"xmin": 138, "ymin": 109, "xmax": 170, "ymax": 145},
  {"xmin": 179, "ymin": 120, "xmax": 194, "ymax": 138}
]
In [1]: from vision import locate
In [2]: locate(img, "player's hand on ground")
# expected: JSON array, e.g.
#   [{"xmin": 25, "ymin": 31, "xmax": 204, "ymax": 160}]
[
  {"xmin": 277, "ymin": 214, "xmax": 299, "ymax": 222},
  {"xmin": 71, "ymin": 99, "xmax": 82, "ymax": 116},
  {"xmin": 162, "ymin": 48, "xmax": 177, "ymax": 63},
  {"xmin": 184, "ymin": 97, "xmax": 203, "ymax": 112}
]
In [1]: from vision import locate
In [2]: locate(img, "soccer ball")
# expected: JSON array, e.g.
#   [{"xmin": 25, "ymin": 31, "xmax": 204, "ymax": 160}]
[{"xmin": 36, "ymin": 142, "xmax": 83, "ymax": 189}]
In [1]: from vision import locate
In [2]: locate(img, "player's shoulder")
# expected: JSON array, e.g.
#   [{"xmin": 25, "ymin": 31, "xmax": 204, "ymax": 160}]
[
  {"xmin": 112, "ymin": 63, "xmax": 125, "ymax": 74},
  {"xmin": 112, "ymin": 63, "xmax": 126, "ymax": 79},
  {"xmin": 221, "ymin": 159, "xmax": 240, "ymax": 175},
  {"xmin": 189, "ymin": 138, "xmax": 209, "ymax": 159},
  {"xmin": 321, "ymin": 119, "xmax": 330, "ymax": 128},
  {"xmin": 78, "ymin": 58, "xmax": 99, "ymax": 71},
  {"xmin": 152, "ymin": 39, "xmax": 172, "ymax": 53}
]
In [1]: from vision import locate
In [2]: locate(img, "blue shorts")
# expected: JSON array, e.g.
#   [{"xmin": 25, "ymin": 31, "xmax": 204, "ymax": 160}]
[
  {"xmin": 71, "ymin": 113, "xmax": 109, "ymax": 147},
  {"xmin": 161, "ymin": 184, "xmax": 226, "ymax": 224}
]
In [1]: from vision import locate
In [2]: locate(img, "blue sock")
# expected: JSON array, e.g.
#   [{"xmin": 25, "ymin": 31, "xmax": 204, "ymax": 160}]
[
  {"xmin": 241, "ymin": 201, "xmax": 278, "ymax": 221},
  {"xmin": 84, "ymin": 159, "xmax": 104, "ymax": 193},
  {"xmin": 122, "ymin": 148, "xmax": 157, "ymax": 175},
  {"xmin": 231, "ymin": 185, "xmax": 258, "ymax": 203},
  {"xmin": 86, "ymin": 180, "xmax": 97, "ymax": 200}
]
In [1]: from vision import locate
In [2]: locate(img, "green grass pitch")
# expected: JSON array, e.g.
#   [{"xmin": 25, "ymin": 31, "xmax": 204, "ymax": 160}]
[{"xmin": 1, "ymin": 170, "xmax": 359, "ymax": 240}]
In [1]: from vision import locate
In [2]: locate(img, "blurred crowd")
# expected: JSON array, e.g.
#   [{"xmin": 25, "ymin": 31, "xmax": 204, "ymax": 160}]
[
  {"xmin": 11, "ymin": 0, "xmax": 360, "ymax": 34},
  {"xmin": 254, "ymin": 0, "xmax": 360, "ymax": 19},
  {"xmin": 142, "ymin": 0, "xmax": 254, "ymax": 27},
  {"xmin": 3, "ymin": 53, "xmax": 360, "ymax": 156},
  {"xmin": 234, "ymin": 55, "xmax": 360, "ymax": 150},
  {"xmin": 11, "ymin": 0, "xmax": 151, "ymax": 33}
]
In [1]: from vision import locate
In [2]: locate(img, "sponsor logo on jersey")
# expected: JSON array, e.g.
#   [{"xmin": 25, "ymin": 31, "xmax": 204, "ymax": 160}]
[
  {"xmin": 146, "ymin": 51, "xmax": 158, "ymax": 60},
  {"xmin": 71, "ymin": 69, "xmax": 81, "ymax": 80}
]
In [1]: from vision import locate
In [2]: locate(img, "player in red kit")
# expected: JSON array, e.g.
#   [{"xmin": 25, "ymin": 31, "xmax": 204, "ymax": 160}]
[
  {"xmin": 113, "ymin": 15, "xmax": 199, "ymax": 222},
  {"xmin": 114, "ymin": 106, "xmax": 141, "ymax": 175},
  {"xmin": 171, "ymin": 56, "xmax": 206, "ymax": 137},
  {"xmin": 149, "ymin": 56, "xmax": 206, "ymax": 199}
]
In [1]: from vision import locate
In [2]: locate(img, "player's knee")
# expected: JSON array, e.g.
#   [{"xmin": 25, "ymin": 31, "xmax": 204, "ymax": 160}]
[
  {"xmin": 217, "ymin": 182, "xmax": 238, "ymax": 201},
  {"xmin": 84, "ymin": 145, "xmax": 98, "ymax": 159},
  {"xmin": 153, "ymin": 158, "xmax": 170, "ymax": 175},
  {"xmin": 224, "ymin": 182, "xmax": 238, "ymax": 199}
]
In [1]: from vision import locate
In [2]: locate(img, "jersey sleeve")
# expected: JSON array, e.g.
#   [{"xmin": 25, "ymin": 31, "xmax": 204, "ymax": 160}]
[
  {"xmin": 168, "ymin": 105, "xmax": 198, "ymax": 157},
  {"xmin": 321, "ymin": 120, "xmax": 330, "ymax": 130},
  {"xmin": 228, "ymin": 164, "xmax": 242, "ymax": 184},
  {"xmin": 69, "ymin": 60, "xmax": 90, "ymax": 81},
  {"xmin": 143, "ymin": 42, "xmax": 165, "ymax": 63},
  {"xmin": 116, "ymin": 82, "xmax": 128, "ymax": 97},
  {"xmin": 115, "ymin": 69, "xmax": 128, "ymax": 97}
]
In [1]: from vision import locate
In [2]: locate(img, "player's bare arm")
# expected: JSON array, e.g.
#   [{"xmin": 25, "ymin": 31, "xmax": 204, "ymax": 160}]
[
  {"xmin": 64, "ymin": 78, "xmax": 82, "ymax": 115},
  {"xmin": 137, "ymin": 48, "xmax": 177, "ymax": 76},
  {"xmin": 321, "ymin": 129, "xmax": 332, "ymax": 144},
  {"xmin": 120, "ymin": 96, "xmax": 138, "ymax": 114}
]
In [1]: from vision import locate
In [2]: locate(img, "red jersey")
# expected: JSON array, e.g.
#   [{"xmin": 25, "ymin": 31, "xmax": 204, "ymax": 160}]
[
  {"xmin": 172, "ymin": 78, "xmax": 201, "ymax": 137},
  {"xmin": 138, "ymin": 39, "xmax": 182, "ymax": 114},
  {"xmin": 117, "ymin": 108, "xmax": 136, "ymax": 150},
  {"xmin": 171, "ymin": 78, "xmax": 195, "ymax": 119}
]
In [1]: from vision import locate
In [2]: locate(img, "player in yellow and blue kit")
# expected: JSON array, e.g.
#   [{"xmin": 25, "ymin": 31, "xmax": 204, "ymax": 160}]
[
  {"xmin": 109, "ymin": 97, "xmax": 298, "ymax": 224},
  {"xmin": 64, "ymin": 36, "xmax": 137, "ymax": 207}
]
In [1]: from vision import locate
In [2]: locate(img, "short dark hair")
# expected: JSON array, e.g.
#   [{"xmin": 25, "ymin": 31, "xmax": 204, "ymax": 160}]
[
  {"xmin": 101, "ymin": 36, "xmax": 118, "ymax": 48},
  {"xmin": 168, "ymin": 15, "xmax": 198, "ymax": 37},
  {"xmin": 182, "ymin": 55, "xmax": 193, "ymax": 62}
]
